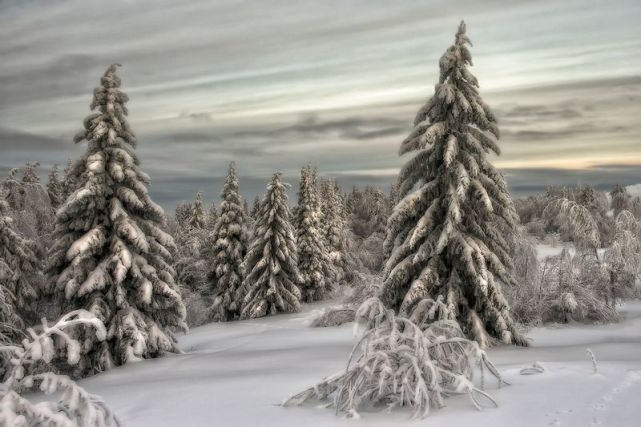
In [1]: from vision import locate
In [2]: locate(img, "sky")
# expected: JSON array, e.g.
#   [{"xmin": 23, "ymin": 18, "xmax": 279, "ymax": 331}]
[{"xmin": 1, "ymin": 0, "xmax": 640, "ymax": 209}]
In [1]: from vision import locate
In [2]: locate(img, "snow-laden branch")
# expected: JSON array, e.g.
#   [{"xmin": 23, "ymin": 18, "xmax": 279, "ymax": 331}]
[
  {"xmin": 284, "ymin": 297, "xmax": 505, "ymax": 419},
  {"xmin": 0, "ymin": 310, "xmax": 119, "ymax": 427}
]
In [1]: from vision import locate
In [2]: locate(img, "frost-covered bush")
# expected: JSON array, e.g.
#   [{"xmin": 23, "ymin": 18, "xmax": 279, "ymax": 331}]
[
  {"xmin": 543, "ymin": 197, "xmax": 600, "ymax": 251},
  {"xmin": 311, "ymin": 273, "xmax": 382, "ymax": 328},
  {"xmin": 507, "ymin": 250, "xmax": 618, "ymax": 325},
  {"xmin": 347, "ymin": 186, "xmax": 390, "ymax": 239},
  {"xmin": 603, "ymin": 210, "xmax": 641, "ymax": 301},
  {"xmin": 525, "ymin": 220, "xmax": 546, "ymax": 239},
  {"xmin": 0, "ymin": 310, "xmax": 119, "ymax": 426},
  {"xmin": 611, "ymin": 184, "xmax": 632, "ymax": 218},
  {"xmin": 285, "ymin": 297, "xmax": 505, "ymax": 419}
]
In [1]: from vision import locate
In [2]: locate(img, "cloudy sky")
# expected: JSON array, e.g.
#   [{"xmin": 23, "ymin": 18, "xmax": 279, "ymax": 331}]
[{"xmin": 1, "ymin": 0, "xmax": 640, "ymax": 208}]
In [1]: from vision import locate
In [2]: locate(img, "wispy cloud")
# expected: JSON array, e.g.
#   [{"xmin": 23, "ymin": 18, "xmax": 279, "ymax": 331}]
[{"xmin": 1, "ymin": 0, "xmax": 640, "ymax": 208}]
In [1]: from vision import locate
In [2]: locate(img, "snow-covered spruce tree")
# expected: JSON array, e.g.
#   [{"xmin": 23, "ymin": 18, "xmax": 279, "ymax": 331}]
[
  {"xmin": 239, "ymin": 173, "xmax": 302, "ymax": 319},
  {"xmin": 62, "ymin": 158, "xmax": 80, "ymax": 201},
  {"xmin": 250, "ymin": 195, "xmax": 261, "ymax": 220},
  {"xmin": 610, "ymin": 184, "xmax": 631, "ymax": 218},
  {"xmin": 208, "ymin": 162, "xmax": 248, "ymax": 321},
  {"xmin": 47, "ymin": 165, "xmax": 64, "ymax": 209},
  {"xmin": 206, "ymin": 202, "xmax": 218, "ymax": 231},
  {"xmin": 21, "ymin": 162, "xmax": 40, "ymax": 184},
  {"xmin": 320, "ymin": 178, "xmax": 346, "ymax": 277},
  {"xmin": 296, "ymin": 166, "xmax": 335, "ymax": 302},
  {"xmin": 381, "ymin": 22, "xmax": 526, "ymax": 347},
  {"xmin": 189, "ymin": 191, "xmax": 206, "ymax": 230},
  {"xmin": 47, "ymin": 64, "xmax": 187, "ymax": 376},
  {"xmin": 0, "ymin": 195, "xmax": 39, "ymax": 339}
]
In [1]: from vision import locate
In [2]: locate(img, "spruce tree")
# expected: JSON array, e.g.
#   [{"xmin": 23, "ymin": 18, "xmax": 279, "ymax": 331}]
[
  {"xmin": 250, "ymin": 195, "xmax": 261, "ymax": 220},
  {"xmin": 21, "ymin": 162, "xmax": 40, "ymax": 184},
  {"xmin": 381, "ymin": 22, "xmax": 526, "ymax": 347},
  {"xmin": 0, "ymin": 195, "xmax": 39, "ymax": 330},
  {"xmin": 296, "ymin": 166, "xmax": 335, "ymax": 301},
  {"xmin": 239, "ymin": 173, "xmax": 302, "ymax": 319},
  {"xmin": 47, "ymin": 164, "xmax": 64, "ymax": 209},
  {"xmin": 189, "ymin": 192, "xmax": 206, "ymax": 230},
  {"xmin": 611, "ymin": 184, "xmax": 631, "ymax": 218},
  {"xmin": 47, "ymin": 64, "xmax": 187, "ymax": 375},
  {"xmin": 206, "ymin": 202, "xmax": 218, "ymax": 231},
  {"xmin": 208, "ymin": 162, "xmax": 248, "ymax": 321},
  {"xmin": 320, "ymin": 178, "xmax": 346, "ymax": 276}
]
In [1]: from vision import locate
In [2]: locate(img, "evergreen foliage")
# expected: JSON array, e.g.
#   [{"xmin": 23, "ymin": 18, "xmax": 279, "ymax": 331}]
[
  {"xmin": 47, "ymin": 64, "xmax": 186, "ymax": 375},
  {"xmin": 295, "ymin": 166, "xmax": 335, "ymax": 302},
  {"xmin": 208, "ymin": 162, "xmax": 248, "ymax": 321},
  {"xmin": 46, "ymin": 165, "xmax": 64, "ymax": 210},
  {"xmin": 239, "ymin": 173, "xmax": 302, "ymax": 319},
  {"xmin": 381, "ymin": 22, "xmax": 526, "ymax": 346}
]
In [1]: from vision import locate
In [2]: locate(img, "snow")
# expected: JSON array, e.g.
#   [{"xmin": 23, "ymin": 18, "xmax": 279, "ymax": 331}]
[{"xmin": 73, "ymin": 299, "xmax": 641, "ymax": 426}]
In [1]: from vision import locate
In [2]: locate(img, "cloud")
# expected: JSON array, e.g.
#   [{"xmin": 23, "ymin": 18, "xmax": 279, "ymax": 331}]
[
  {"xmin": 1, "ymin": 0, "xmax": 640, "ymax": 209},
  {"xmin": 504, "ymin": 164, "xmax": 641, "ymax": 196},
  {"xmin": 0, "ymin": 127, "xmax": 68, "ymax": 152}
]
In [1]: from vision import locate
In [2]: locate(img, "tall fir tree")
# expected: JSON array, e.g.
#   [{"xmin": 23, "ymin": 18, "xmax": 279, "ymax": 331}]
[
  {"xmin": 189, "ymin": 192, "xmax": 206, "ymax": 230},
  {"xmin": 239, "ymin": 173, "xmax": 302, "ymax": 319},
  {"xmin": 47, "ymin": 64, "xmax": 187, "ymax": 375},
  {"xmin": 610, "ymin": 184, "xmax": 631, "ymax": 218},
  {"xmin": 295, "ymin": 166, "xmax": 335, "ymax": 301},
  {"xmin": 21, "ymin": 162, "xmax": 40, "ymax": 184},
  {"xmin": 250, "ymin": 195, "xmax": 261, "ymax": 220},
  {"xmin": 0, "ymin": 194, "xmax": 39, "ymax": 331},
  {"xmin": 208, "ymin": 162, "xmax": 248, "ymax": 321},
  {"xmin": 206, "ymin": 202, "xmax": 218, "ymax": 231},
  {"xmin": 47, "ymin": 164, "xmax": 64, "ymax": 209},
  {"xmin": 381, "ymin": 22, "xmax": 526, "ymax": 347},
  {"xmin": 320, "ymin": 178, "xmax": 346, "ymax": 277}
]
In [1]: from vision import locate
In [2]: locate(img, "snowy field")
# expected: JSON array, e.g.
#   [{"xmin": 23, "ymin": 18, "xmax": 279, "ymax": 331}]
[{"xmin": 77, "ymin": 299, "xmax": 641, "ymax": 427}]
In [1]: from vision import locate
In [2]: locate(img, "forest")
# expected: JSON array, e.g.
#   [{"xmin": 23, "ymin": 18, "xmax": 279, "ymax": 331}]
[{"xmin": 1, "ymin": 21, "xmax": 640, "ymax": 427}]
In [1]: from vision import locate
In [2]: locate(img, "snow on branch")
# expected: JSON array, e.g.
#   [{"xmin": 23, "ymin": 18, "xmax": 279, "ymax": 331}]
[
  {"xmin": 0, "ymin": 310, "xmax": 120, "ymax": 427},
  {"xmin": 284, "ymin": 297, "xmax": 505, "ymax": 419}
]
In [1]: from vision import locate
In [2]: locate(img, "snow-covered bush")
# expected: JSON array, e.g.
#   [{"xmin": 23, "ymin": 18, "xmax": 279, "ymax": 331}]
[
  {"xmin": 347, "ymin": 186, "xmax": 390, "ymax": 239},
  {"xmin": 603, "ymin": 210, "xmax": 641, "ymax": 301},
  {"xmin": 0, "ymin": 310, "xmax": 119, "ymax": 426},
  {"xmin": 611, "ymin": 184, "xmax": 632, "ymax": 218},
  {"xmin": 285, "ymin": 297, "xmax": 505, "ymax": 419},
  {"xmin": 508, "ymin": 250, "xmax": 618, "ymax": 325},
  {"xmin": 543, "ymin": 197, "xmax": 600, "ymax": 251},
  {"xmin": 311, "ymin": 273, "xmax": 382, "ymax": 328}
]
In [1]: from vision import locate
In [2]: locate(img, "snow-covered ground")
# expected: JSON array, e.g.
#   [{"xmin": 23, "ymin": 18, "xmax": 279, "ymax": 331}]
[{"xmin": 78, "ymin": 300, "xmax": 641, "ymax": 427}]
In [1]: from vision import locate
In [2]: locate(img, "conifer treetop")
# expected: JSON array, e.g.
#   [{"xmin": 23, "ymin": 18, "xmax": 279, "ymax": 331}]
[
  {"xmin": 382, "ymin": 22, "xmax": 525, "ymax": 347},
  {"xmin": 47, "ymin": 64, "xmax": 186, "ymax": 374}
]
